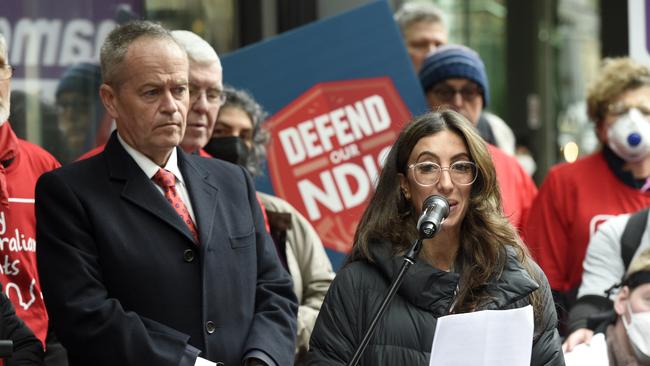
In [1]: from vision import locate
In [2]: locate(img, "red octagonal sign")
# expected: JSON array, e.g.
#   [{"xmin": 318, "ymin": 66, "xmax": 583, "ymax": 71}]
[{"xmin": 266, "ymin": 77, "xmax": 411, "ymax": 253}]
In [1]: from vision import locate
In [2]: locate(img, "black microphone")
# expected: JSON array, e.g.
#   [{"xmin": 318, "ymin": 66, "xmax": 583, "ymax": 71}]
[{"xmin": 416, "ymin": 195, "xmax": 450, "ymax": 238}]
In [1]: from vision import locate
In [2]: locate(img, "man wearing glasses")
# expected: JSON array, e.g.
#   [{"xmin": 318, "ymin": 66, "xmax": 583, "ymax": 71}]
[
  {"xmin": 0, "ymin": 34, "xmax": 66, "ymax": 364},
  {"xmin": 418, "ymin": 44, "xmax": 538, "ymax": 233},
  {"xmin": 172, "ymin": 30, "xmax": 226, "ymax": 157}
]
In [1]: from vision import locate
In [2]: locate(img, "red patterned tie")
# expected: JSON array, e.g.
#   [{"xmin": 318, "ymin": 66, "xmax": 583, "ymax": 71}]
[{"xmin": 152, "ymin": 168, "xmax": 199, "ymax": 243}]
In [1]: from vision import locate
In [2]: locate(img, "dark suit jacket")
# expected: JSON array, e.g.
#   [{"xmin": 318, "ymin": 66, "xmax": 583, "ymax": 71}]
[{"xmin": 35, "ymin": 133, "xmax": 297, "ymax": 366}]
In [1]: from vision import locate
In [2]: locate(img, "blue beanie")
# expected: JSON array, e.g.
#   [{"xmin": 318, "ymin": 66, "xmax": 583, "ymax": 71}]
[{"xmin": 418, "ymin": 44, "xmax": 490, "ymax": 107}]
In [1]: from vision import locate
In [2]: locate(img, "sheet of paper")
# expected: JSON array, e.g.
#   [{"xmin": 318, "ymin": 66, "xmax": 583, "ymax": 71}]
[{"xmin": 429, "ymin": 305, "xmax": 534, "ymax": 366}]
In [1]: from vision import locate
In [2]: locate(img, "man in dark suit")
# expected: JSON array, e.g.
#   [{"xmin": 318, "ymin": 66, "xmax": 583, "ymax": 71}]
[{"xmin": 35, "ymin": 20, "xmax": 297, "ymax": 366}]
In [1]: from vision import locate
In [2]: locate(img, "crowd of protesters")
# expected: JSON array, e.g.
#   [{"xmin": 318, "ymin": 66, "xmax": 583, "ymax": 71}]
[{"xmin": 0, "ymin": 2, "xmax": 649, "ymax": 366}]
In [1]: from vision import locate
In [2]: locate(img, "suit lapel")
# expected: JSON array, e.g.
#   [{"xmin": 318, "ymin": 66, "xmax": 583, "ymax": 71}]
[
  {"xmin": 179, "ymin": 151, "xmax": 219, "ymax": 246},
  {"xmin": 104, "ymin": 134, "xmax": 197, "ymax": 243}
]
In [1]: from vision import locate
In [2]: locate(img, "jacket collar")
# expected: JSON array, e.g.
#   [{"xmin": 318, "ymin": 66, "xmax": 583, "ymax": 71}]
[
  {"xmin": 368, "ymin": 239, "xmax": 459, "ymax": 316},
  {"xmin": 368, "ymin": 239, "xmax": 539, "ymax": 315},
  {"xmin": 103, "ymin": 132, "xmax": 219, "ymax": 245}
]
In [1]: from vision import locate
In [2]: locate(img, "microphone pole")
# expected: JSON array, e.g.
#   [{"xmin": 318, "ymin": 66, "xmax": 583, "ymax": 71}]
[
  {"xmin": 346, "ymin": 238, "xmax": 423, "ymax": 366},
  {"xmin": 347, "ymin": 195, "xmax": 448, "ymax": 366}
]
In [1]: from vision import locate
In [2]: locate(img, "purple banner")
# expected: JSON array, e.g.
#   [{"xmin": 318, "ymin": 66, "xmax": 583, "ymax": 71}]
[{"xmin": 0, "ymin": 0, "xmax": 142, "ymax": 99}]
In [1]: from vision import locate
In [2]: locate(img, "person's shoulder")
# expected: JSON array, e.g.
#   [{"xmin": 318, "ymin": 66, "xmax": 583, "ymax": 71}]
[
  {"xmin": 595, "ymin": 211, "xmax": 634, "ymax": 237},
  {"xmin": 257, "ymin": 191, "xmax": 295, "ymax": 214},
  {"xmin": 487, "ymin": 143, "xmax": 536, "ymax": 186},
  {"xmin": 487, "ymin": 143, "xmax": 524, "ymax": 170},
  {"xmin": 503, "ymin": 246, "xmax": 542, "ymax": 284},
  {"xmin": 335, "ymin": 255, "xmax": 391, "ymax": 295},
  {"xmin": 17, "ymin": 139, "xmax": 60, "ymax": 167},
  {"xmin": 547, "ymin": 151, "xmax": 603, "ymax": 177},
  {"xmin": 183, "ymin": 154, "xmax": 251, "ymax": 187},
  {"xmin": 185, "ymin": 153, "xmax": 241, "ymax": 173},
  {"xmin": 40, "ymin": 150, "xmax": 104, "ymax": 183}
]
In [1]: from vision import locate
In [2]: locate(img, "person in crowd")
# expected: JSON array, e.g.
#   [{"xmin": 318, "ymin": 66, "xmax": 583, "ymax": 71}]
[
  {"xmin": 395, "ymin": 4, "xmax": 521, "ymax": 159},
  {"xmin": 524, "ymin": 58, "xmax": 650, "ymax": 334},
  {"xmin": 35, "ymin": 21, "xmax": 297, "ymax": 366},
  {"xmin": 394, "ymin": 2, "xmax": 448, "ymax": 72},
  {"xmin": 563, "ymin": 205, "xmax": 650, "ymax": 352},
  {"xmin": 205, "ymin": 86, "xmax": 335, "ymax": 365},
  {"xmin": 55, "ymin": 62, "xmax": 111, "ymax": 164},
  {"xmin": 563, "ymin": 247, "xmax": 650, "ymax": 365},
  {"xmin": 418, "ymin": 45, "xmax": 537, "ymax": 232},
  {"xmin": 0, "ymin": 291, "xmax": 44, "ymax": 365},
  {"xmin": 0, "ymin": 33, "xmax": 66, "ymax": 366},
  {"xmin": 307, "ymin": 110, "xmax": 562, "ymax": 365},
  {"xmin": 171, "ymin": 30, "xmax": 223, "ymax": 157}
]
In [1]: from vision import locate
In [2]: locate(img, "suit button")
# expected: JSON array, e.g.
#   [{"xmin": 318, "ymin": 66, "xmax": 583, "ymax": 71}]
[
  {"xmin": 206, "ymin": 321, "xmax": 216, "ymax": 334},
  {"xmin": 183, "ymin": 249, "xmax": 195, "ymax": 263},
  {"xmin": 216, "ymin": 363, "xmax": 225, "ymax": 366}
]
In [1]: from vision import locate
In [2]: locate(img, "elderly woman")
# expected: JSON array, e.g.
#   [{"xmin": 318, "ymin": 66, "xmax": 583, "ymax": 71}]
[
  {"xmin": 525, "ymin": 57, "xmax": 650, "ymax": 338},
  {"xmin": 205, "ymin": 86, "xmax": 336, "ymax": 365},
  {"xmin": 307, "ymin": 110, "xmax": 563, "ymax": 365}
]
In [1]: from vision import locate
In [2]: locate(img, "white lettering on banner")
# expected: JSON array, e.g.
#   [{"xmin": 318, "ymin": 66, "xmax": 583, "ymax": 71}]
[
  {"xmin": 298, "ymin": 172, "xmax": 344, "ymax": 220},
  {"xmin": 299, "ymin": 146, "xmax": 391, "ymax": 221},
  {"xmin": 5, "ymin": 279, "xmax": 37, "ymax": 310},
  {"xmin": 0, "ymin": 212, "xmax": 5, "ymax": 235},
  {"xmin": 0, "ymin": 17, "xmax": 116, "ymax": 67},
  {"xmin": 329, "ymin": 144, "xmax": 360, "ymax": 164},
  {"xmin": 0, "ymin": 229, "xmax": 37, "ymax": 252},
  {"xmin": 0, "ymin": 255, "xmax": 20, "ymax": 276},
  {"xmin": 59, "ymin": 19, "xmax": 94, "ymax": 65},
  {"xmin": 333, "ymin": 163, "xmax": 370, "ymax": 209},
  {"xmin": 364, "ymin": 95, "xmax": 391, "ymax": 131},
  {"xmin": 279, "ymin": 95, "xmax": 391, "ymax": 165},
  {"xmin": 298, "ymin": 120, "xmax": 323, "ymax": 158}
]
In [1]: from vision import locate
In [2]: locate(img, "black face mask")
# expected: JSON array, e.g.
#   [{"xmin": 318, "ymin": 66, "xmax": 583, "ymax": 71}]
[{"xmin": 204, "ymin": 136, "xmax": 250, "ymax": 166}]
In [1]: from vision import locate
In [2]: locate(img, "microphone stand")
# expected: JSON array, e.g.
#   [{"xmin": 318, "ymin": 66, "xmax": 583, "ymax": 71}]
[{"xmin": 346, "ymin": 237, "xmax": 425, "ymax": 366}]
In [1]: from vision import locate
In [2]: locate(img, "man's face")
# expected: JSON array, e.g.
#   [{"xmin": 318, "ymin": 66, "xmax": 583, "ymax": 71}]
[
  {"xmin": 0, "ymin": 53, "xmax": 11, "ymax": 123},
  {"xmin": 100, "ymin": 37, "xmax": 189, "ymax": 165},
  {"xmin": 56, "ymin": 91, "xmax": 93, "ymax": 153},
  {"xmin": 180, "ymin": 60, "xmax": 223, "ymax": 153},
  {"xmin": 404, "ymin": 20, "xmax": 448, "ymax": 72},
  {"xmin": 426, "ymin": 78, "xmax": 483, "ymax": 126}
]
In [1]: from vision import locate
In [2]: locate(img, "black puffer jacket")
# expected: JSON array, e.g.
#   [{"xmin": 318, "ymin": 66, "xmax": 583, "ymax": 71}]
[{"xmin": 307, "ymin": 239, "xmax": 565, "ymax": 365}]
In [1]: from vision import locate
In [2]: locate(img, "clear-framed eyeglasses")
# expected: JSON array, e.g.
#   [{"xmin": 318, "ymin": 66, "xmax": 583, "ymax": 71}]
[
  {"xmin": 408, "ymin": 161, "xmax": 478, "ymax": 186},
  {"xmin": 189, "ymin": 85, "xmax": 226, "ymax": 106},
  {"xmin": 0, "ymin": 65, "xmax": 14, "ymax": 80}
]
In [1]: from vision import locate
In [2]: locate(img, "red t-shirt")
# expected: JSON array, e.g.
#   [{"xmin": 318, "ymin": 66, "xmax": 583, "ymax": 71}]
[
  {"xmin": 1, "ymin": 138, "xmax": 60, "ymax": 346},
  {"xmin": 488, "ymin": 144, "xmax": 538, "ymax": 234},
  {"xmin": 524, "ymin": 152, "xmax": 650, "ymax": 292}
]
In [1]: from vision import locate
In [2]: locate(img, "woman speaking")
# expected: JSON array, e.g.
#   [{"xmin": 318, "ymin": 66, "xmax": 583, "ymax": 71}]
[{"xmin": 307, "ymin": 110, "xmax": 563, "ymax": 365}]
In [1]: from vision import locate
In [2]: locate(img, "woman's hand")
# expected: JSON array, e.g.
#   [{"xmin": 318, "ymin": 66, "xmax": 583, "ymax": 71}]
[{"xmin": 562, "ymin": 328, "xmax": 594, "ymax": 352}]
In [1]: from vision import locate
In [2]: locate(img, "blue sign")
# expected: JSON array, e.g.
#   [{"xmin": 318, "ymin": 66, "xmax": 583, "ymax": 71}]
[{"xmin": 221, "ymin": 1, "xmax": 427, "ymax": 269}]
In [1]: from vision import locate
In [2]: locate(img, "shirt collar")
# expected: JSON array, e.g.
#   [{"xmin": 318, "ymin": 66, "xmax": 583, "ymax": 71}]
[{"xmin": 117, "ymin": 132, "xmax": 184, "ymax": 184}]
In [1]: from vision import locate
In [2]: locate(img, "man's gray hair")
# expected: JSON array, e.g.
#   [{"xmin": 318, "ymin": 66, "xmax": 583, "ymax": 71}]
[
  {"xmin": 394, "ymin": 2, "xmax": 447, "ymax": 34},
  {"xmin": 0, "ymin": 33, "xmax": 7, "ymax": 61},
  {"xmin": 100, "ymin": 20, "xmax": 183, "ymax": 87},
  {"xmin": 171, "ymin": 30, "xmax": 221, "ymax": 66}
]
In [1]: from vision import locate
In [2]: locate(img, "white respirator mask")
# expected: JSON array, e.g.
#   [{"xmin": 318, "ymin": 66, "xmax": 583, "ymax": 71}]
[
  {"xmin": 607, "ymin": 108, "xmax": 650, "ymax": 162},
  {"xmin": 623, "ymin": 302, "xmax": 650, "ymax": 361}
]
